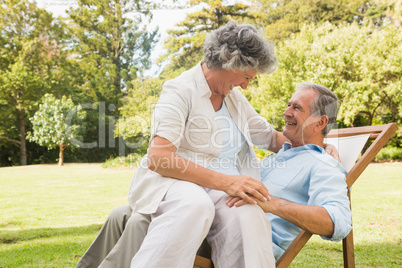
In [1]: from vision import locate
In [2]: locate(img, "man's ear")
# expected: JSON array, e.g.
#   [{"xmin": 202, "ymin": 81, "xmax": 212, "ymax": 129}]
[{"xmin": 315, "ymin": 115, "xmax": 328, "ymax": 133}]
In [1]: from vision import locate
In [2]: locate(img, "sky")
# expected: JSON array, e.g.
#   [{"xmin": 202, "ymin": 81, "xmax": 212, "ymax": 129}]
[{"xmin": 35, "ymin": 0, "xmax": 195, "ymax": 76}]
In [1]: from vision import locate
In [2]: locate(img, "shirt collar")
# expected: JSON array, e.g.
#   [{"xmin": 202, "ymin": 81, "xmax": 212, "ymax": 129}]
[
  {"xmin": 283, "ymin": 142, "xmax": 325, "ymax": 154},
  {"xmin": 195, "ymin": 61, "xmax": 212, "ymax": 98}
]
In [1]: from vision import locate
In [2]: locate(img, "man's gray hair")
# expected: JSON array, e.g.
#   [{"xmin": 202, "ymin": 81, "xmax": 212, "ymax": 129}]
[
  {"xmin": 203, "ymin": 21, "xmax": 278, "ymax": 74},
  {"xmin": 296, "ymin": 82, "xmax": 339, "ymax": 136}
]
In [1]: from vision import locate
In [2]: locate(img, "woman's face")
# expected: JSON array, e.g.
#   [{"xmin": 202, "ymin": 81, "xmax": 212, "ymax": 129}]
[{"xmin": 212, "ymin": 69, "xmax": 257, "ymax": 97}]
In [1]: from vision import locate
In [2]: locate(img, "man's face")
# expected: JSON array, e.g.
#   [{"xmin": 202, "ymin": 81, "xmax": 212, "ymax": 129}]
[
  {"xmin": 213, "ymin": 69, "xmax": 257, "ymax": 96},
  {"xmin": 282, "ymin": 88, "xmax": 320, "ymax": 147}
]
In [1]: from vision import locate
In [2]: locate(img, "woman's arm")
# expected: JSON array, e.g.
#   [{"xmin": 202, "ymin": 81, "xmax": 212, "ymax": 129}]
[
  {"xmin": 267, "ymin": 130, "xmax": 289, "ymax": 153},
  {"xmin": 148, "ymin": 136, "xmax": 271, "ymax": 204}
]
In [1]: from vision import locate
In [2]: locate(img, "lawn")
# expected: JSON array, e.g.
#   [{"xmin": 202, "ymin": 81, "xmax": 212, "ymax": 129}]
[{"xmin": 0, "ymin": 162, "xmax": 401, "ymax": 267}]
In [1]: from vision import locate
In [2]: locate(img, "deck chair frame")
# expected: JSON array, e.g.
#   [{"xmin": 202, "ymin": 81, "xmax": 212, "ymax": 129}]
[{"xmin": 194, "ymin": 123, "xmax": 398, "ymax": 268}]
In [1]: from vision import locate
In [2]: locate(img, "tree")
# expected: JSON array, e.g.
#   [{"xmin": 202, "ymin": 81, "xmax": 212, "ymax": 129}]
[
  {"xmin": 0, "ymin": 101, "xmax": 20, "ymax": 166},
  {"xmin": 27, "ymin": 94, "xmax": 85, "ymax": 166},
  {"xmin": 251, "ymin": 0, "xmax": 390, "ymax": 42},
  {"xmin": 374, "ymin": 0, "xmax": 402, "ymax": 27},
  {"xmin": 117, "ymin": 77, "xmax": 163, "ymax": 155},
  {"xmin": 66, "ymin": 0, "xmax": 158, "ymax": 107},
  {"xmin": 158, "ymin": 0, "xmax": 256, "ymax": 78},
  {"xmin": 249, "ymin": 22, "xmax": 402, "ymax": 130},
  {"xmin": 0, "ymin": 0, "xmax": 67, "ymax": 165}
]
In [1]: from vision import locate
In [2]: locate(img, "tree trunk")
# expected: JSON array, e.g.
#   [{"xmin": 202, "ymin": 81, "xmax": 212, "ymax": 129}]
[
  {"xmin": 59, "ymin": 144, "xmax": 64, "ymax": 166},
  {"xmin": 18, "ymin": 108, "xmax": 27, "ymax": 165}
]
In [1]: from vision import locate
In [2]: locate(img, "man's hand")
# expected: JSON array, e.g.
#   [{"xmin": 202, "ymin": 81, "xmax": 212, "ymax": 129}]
[
  {"xmin": 222, "ymin": 175, "xmax": 271, "ymax": 205},
  {"xmin": 226, "ymin": 194, "xmax": 271, "ymax": 208},
  {"xmin": 226, "ymin": 196, "xmax": 244, "ymax": 207},
  {"xmin": 226, "ymin": 195, "xmax": 273, "ymax": 213},
  {"xmin": 323, "ymin": 143, "xmax": 341, "ymax": 162}
]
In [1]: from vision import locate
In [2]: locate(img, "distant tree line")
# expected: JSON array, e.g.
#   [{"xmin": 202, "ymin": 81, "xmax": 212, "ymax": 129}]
[{"xmin": 0, "ymin": 0, "xmax": 400, "ymax": 166}]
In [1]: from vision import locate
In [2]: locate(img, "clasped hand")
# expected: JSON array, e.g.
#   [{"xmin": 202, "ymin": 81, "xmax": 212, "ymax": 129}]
[{"xmin": 222, "ymin": 174, "xmax": 271, "ymax": 206}]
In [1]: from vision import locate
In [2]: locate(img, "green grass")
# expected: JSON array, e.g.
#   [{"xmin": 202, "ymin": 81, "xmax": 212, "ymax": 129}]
[
  {"xmin": 0, "ymin": 164, "xmax": 133, "ymax": 267},
  {"xmin": 1, "ymin": 163, "xmax": 401, "ymax": 267}
]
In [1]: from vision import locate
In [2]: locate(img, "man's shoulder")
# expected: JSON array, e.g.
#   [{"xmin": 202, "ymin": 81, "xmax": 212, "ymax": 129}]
[
  {"xmin": 283, "ymin": 145, "xmax": 346, "ymax": 175},
  {"xmin": 303, "ymin": 148, "xmax": 345, "ymax": 170}
]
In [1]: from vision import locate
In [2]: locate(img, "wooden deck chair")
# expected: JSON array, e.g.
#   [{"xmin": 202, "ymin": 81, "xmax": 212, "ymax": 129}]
[{"xmin": 194, "ymin": 123, "xmax": 398, "ymax": 268}]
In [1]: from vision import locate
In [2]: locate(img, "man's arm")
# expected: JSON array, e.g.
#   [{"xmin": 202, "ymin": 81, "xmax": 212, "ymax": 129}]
[
  {"xmin": 226, "ymin": 196, "xmax": 334, "ymax": 236},
  {"xmin": 257, "ymin": 197, "xmax": 334, "ymax": 236}
]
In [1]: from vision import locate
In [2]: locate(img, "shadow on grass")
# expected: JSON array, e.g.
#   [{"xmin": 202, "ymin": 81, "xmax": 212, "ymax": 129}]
[
  {"xmin": 1, "ymin": 225, "xmax": 400, "ymax": 267},
  {"xmin": 0, "ymin": 224, "xmax": 102, "ymax": 244},
  {"xmin": 0, "ymin": 224, "xmax": 103, "ymax": 267}
]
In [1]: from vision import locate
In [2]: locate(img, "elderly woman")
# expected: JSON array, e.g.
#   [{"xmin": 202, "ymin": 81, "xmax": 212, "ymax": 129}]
[{"xmin": 76, "ymin": 21, "xmax": 287, "ymax": 268}]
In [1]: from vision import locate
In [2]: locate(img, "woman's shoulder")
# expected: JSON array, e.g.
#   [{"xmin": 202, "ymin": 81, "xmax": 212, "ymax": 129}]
[{"xmin": 162, "ymin": 65, "xmax": 200, "ymax": 95}]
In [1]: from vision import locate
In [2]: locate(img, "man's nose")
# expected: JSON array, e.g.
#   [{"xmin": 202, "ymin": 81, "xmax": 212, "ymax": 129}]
[{"xmin": 283, "ymin": 107, "xmax": 292, "ymax": 117}]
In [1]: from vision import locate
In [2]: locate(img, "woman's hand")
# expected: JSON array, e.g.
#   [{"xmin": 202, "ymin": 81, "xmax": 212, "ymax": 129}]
[
  {"xmin": 225, "ymin": 175, "xmax": 272, "ymax": 207},
  {"xmin": 323, "ymin": 143, "xmax": 341, "ymax": 162},
  {"xmin": 222, "ymin": 175, "xmax": 271, "ymax": 205}
]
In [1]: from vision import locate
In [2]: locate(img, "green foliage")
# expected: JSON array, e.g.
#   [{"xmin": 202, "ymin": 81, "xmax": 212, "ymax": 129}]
[
  {"xmin": 27, "ymin": 94, "xmax": 85, "ymax": 165},
  {"xmin": 252, "ymin": 0, "xmax": 390, "ymax": 42},
  {"xmin": 159, "ymin": 0, "xmax": 256, "ymax": 78},
  {"xmin": 117, "ymin": 77, "xmax": 163, "ymax": 153},
  {"xmin": 375, "ymin": 146, "xmax": 402, "ymax": 161},
  {"xmin": 379, "ymin": 0, "xmax": 402, "ymax": 27},
  {"xmin": 0, "ymin": 0, "xmax": 68, "ymax": 165},
  {"xmin": 254, "ymin": 147, "xmax": 272, "ymax": 161},
  {"xmin": 101, "ymin": 153, "xmax": 143, "ymax": 168},
  {"xmin": 66, "ymin": 0, "xmax": 158, "ymax": 106},
  {"xmin": 250, "ymin": 22, "xmax": 402, "ymax": 130},
  {"xmin": 0, "ymin": 0, "xmax": 401, "ymax": 166}
]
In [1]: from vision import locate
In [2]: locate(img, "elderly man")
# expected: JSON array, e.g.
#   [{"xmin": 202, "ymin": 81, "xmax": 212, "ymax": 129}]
[
  {"xmin": 228, "ymin": 82, "xmax": 352, "ymax": 260},
  {"xmin": 76, "ymin": 82, "xmax": 351, "ymax": 267}
]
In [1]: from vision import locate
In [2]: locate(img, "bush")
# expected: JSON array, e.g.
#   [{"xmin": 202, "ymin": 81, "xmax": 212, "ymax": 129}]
[
  {"xmin": 374, "ymin": 147, "xmax": 402, "ymax": 162},
  {"xmin": 102, "ymin": 153, "xmax": 144, "ymax": 168},
  {"xmin": 254, "ymin": 148, "xmax": 273, "ymax": 161}
]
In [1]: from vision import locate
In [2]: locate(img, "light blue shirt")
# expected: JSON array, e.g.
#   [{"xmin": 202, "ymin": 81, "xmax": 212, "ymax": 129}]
[{"xmin": 260, "ymin": 142, "xmax": 352, "ymax": 260}]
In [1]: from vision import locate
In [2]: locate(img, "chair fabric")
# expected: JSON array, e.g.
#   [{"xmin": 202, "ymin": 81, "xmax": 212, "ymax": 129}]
[{"xmin": 324, "ymin": 134, "xmax": 370, "ymax": 172}]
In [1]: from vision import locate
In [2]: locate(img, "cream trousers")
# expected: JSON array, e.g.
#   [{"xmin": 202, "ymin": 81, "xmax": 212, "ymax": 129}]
[{"xmin": 76, "ymin": 180, "xmax": 275, "ymax": 268}]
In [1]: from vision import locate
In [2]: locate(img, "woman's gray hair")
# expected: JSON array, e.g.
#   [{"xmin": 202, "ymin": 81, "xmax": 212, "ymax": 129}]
[
  {"xmin": 296, "ymin": 82, "xmax": 339, "ymax": 136},
  {"xmin": 203, "ymin": 21, "xmax": 278, "ymax": 74}
]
